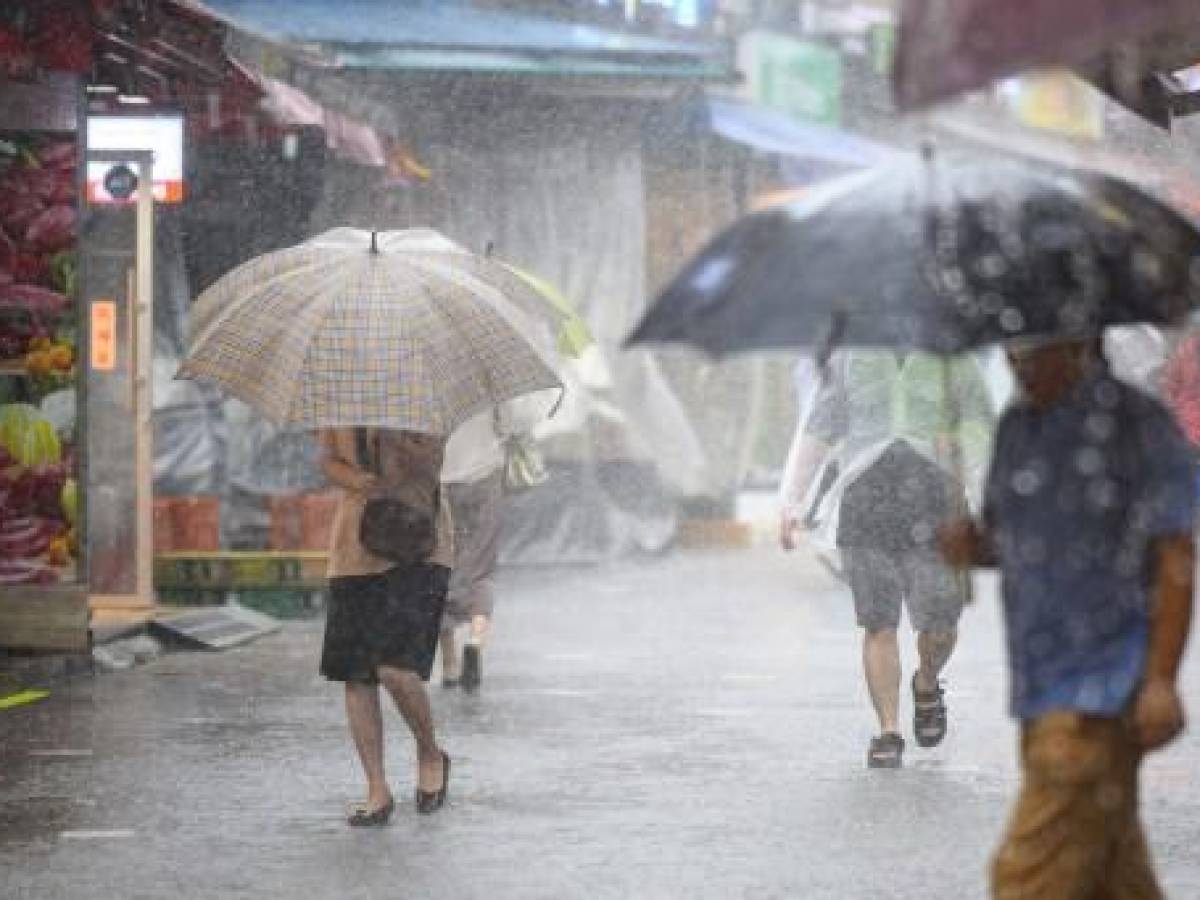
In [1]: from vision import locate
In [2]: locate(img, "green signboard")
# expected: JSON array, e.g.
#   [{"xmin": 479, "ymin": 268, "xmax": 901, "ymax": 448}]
[{"xmin": 742, "ymin": 32, "xmax": 843, "ymax": 126}]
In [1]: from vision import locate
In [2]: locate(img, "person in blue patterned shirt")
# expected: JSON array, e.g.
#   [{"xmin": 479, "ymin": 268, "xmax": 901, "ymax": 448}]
[{"xmin": 941, "ymin": 335, "xmax": 1195, "ymax": 900}]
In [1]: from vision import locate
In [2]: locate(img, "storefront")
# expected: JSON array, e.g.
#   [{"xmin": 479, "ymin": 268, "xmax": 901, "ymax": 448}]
[
  {"xmin": 0, "ymin": 73, "xmax": 91, "ymax": 650},
  {"xmin": 0, "ymin": 1, "xmax": 205, "ymax": 651}
]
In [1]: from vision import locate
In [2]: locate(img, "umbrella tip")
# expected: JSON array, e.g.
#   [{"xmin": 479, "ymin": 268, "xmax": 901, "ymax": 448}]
[
  {"xmin": 370, "ymin": 231, "xmax": 379, "ymax": 255},
  {"xmin": 920, "ymin": 139, "xmax": 937, "ymax": 163},
  {"xmin": 484, "ymin": 240, "xmax": 495, "ymax": 259}
]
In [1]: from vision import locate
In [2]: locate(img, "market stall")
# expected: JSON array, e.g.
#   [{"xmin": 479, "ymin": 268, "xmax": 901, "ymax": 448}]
[{"xmin": 0, "ymin": 73, "xmax": 88, "ymax": 650}]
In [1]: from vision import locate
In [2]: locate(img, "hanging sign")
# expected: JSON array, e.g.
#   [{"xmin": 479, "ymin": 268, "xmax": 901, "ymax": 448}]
[
  {"xmin": 91, "ymin": 301, "xmax": 117, "ymax": 371},
  {"xmin": 737, "ymin": 32, "xmax": 843, "ymax": 126},
  {"xmin": 86, "ymin": 113, "xmax": 185, "ymax": 204}
]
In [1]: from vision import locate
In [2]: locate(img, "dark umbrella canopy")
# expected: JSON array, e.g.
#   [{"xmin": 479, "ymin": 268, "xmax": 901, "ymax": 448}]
[{"xmin": 627, "ymin": 155, "xmax": 1200, "ymax": 356}]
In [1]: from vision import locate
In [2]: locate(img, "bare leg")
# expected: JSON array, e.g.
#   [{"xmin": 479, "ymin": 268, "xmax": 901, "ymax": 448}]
[
  {"xmin": 468, "ymin": 613, "xmax": 490, "ymax": 647},
  {"xmin": 377, "ymin": 665, "xmax": 445, "ymax": 792},
  {"xmin": 863, "ymin": 628, "xmax": 901, "ymax": 735},
  {"xmin": 915, "ymin": 629, "xmax": 957, "ymax": 692},
  {"xmin": 344, "ymin": 682, "xmax": 391, "ymax": 809},
  {"xmin": 439, "ymin": 628, "xmax": 460, "ymax": 681}
]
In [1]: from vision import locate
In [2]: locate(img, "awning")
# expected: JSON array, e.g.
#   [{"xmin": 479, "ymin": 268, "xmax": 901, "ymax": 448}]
[
  {"xmin": 706, "ymin": 96, "xmax": 900, "ymax": 170},
  {"xmin": 187, "ymin": 0, "xmax": 731, "ymax": 80},
  {"xmin": 254, "ymin": 72, "xmax": 387, "ymax": 167}
]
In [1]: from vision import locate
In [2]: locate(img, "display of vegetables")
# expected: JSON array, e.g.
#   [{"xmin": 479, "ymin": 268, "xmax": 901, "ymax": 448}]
[
  {"xmin": 0, "ymin": 4, "xmax": 89, "ymax": 586},
  {"xmin": 0, "ymin": 1, "xmax": 95, "ymax": 78},
  {"xmin": 0, "ymin": 402, "xmax": 74, "ymax": 580},
  {"xmin": 0, "ymin": 135, "xmax": 76, "ymax": 371}
]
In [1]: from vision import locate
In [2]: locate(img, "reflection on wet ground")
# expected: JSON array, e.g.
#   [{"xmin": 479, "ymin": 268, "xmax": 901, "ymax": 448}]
[{"xmin": 2, "ymin": 549, "xmax": 1198, "ymax": 899}]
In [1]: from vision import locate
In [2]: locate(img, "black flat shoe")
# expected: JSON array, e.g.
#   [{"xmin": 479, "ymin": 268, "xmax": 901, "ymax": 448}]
[
  {"xmin": 415, "ymin": 752, "xmax": 451, "ymax": 814},
  {"xmin": 347, "ymin": 796, "xmax": 395, "ymax": 827},
  {"xmin": 461, "ymin": 645, "xmax": 481, "ymax": 692}
]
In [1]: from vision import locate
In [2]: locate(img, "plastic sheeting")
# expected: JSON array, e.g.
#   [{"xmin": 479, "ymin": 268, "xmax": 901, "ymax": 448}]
[
  {"xmin": 153, "ymin": 214, "xmax": 228, "ymax": 498},
  {"xmin": 302, "ymin": 110, "xmax": 703, "ymax": 561},
  {"xmin": 150, "ymin": 90, "xmax": 707, "ymax": 560}
]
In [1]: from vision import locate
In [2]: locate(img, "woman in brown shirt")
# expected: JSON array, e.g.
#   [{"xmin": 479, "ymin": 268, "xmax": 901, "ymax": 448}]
[{"xmin": 318, "ymin": 427, "xmax": 454, "ymax": 826}]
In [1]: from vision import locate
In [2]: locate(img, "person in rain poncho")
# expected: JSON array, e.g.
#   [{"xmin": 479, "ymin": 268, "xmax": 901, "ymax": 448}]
[
  {"xmin": 780, "ymin": 350, "xmax": 994, "ymax": 768},
  {"xmin": 438, "ymin": 395, "xmax": 548, "ymax": 690},
  {"xmin": 941, "ymin": 337, "xmax": 1194, "ymax": 900}
]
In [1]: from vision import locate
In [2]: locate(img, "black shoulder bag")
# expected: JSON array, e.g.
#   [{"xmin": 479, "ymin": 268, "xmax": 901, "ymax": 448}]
[{"xmin": 356, "ymin": 429, "xmax": 439, "ymax": 566}]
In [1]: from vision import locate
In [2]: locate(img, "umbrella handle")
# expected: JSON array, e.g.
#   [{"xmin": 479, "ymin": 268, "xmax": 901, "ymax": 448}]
[{"xmin": 370, "ymin": 231, "xmax": 379, "ymax": 255}]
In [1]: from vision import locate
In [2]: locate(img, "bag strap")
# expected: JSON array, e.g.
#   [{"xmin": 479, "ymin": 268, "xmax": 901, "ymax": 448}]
[
  {"xmin": 359, "ymin": 427, "xmax": 443, "ymax": 517},
  {"xmin": 354, "ymin": 428, "xmax": 371, "ymax": 473}
]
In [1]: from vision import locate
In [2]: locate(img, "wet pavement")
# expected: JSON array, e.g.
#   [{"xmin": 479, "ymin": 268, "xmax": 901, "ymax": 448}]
[{"xmin": 3, "ymin": 547, "xmax": 1200, "ymax": 899}]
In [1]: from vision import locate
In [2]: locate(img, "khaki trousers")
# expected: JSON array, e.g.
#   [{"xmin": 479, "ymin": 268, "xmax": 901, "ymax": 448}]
[{"xmin": 992, "ymin": 711, "xmax": 1162, "ymax": 900}]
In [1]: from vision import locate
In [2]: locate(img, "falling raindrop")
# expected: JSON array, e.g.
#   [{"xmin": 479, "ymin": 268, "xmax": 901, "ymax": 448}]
[
  {"xmin": 1131, "ymin": 248, "xmax": 1164, "ymax": 285},
  {"xmin": 1084, "ymin": 413, "xmax": 1116, "ymax": 442},
  {"xmin": 1018, "ymin": 536, "xmax": 1048, "ymax": 565},
  {"xmin": 1086, "ymin": 479, "xmax": 1119, "ymax": 510},
  {"xmin": 910, "ymin": 521, "xmax": 934, "ymax": 543},
  {"xmin": 999, "ymin": 308, "xmax": 1025, "ymax": 333},
  {"xmin": 1094, "ymin": 382, "xmax": 1120, "ymax": 409},
  {"xmin": 1012, "ymin": 468, "xmax": 1043, "ymax": 496},
  {"xmin": 976, "ymin": 254, "xmax": 1007, "ymax": 278},
  {"xmin": 1074, "ymin": 447, "xmax": 1104, "ymax": 476}
]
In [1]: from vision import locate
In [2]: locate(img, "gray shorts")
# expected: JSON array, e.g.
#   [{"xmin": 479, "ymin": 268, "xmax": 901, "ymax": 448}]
[{"xmin": 843, "ymin": 547, "xmax": 966, "ymax": 633}]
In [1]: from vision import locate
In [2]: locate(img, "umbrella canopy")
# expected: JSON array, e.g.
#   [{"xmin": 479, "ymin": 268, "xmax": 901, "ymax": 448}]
[
  {"xmin": 627, "ymin": 154, "xmax": 1200, "ymax": 357},
  {"xmin": 180, "ymin": 228, "xmax": 562, "ymax": 434},
  {"xmin": 497, "ymin": 264, "xmax": 594, "ymax": 359},
  {"xmin": 894, "ymin": 0, "xmax": 1195, "ymax": 110},
  {"xmin": 1078, "ymin": 33, "xmax": 1200, "ymax": 128}
]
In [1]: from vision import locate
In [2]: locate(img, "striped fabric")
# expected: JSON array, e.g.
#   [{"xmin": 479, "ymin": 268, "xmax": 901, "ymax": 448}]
[{"xmin": 180, "ymin": 228, "xmax": 563, "ymax": 434}]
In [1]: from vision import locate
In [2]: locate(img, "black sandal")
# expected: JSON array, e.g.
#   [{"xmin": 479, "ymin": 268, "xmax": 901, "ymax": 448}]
[
  {"xmin": 347, "ymin": 796, "xmax": 395, "ymax": 827},
  {"xmin": 416, "ymin": 752, "xmax": 451, "ymax": 814},
  {"xmin": 912, "ymin": 673, "xmax": 947, "ymax": 748},
  {"xmin": 867, "ymin": 733, "xmax": 905, "ymax": 769}
]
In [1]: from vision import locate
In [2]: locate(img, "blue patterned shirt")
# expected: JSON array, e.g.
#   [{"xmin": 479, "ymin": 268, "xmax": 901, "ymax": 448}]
[{"xmin": 985, "ymin": 367, "xmax": 1195, "ymax": 721}]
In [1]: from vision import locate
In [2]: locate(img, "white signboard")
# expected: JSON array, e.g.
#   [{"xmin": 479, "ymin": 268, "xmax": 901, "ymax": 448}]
[{"xmin": 86, "ymin": 113, "xmax": 185, "ymax": 204}]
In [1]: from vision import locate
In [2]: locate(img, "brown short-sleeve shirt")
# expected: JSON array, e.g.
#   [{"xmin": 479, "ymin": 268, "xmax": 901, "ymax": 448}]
[{"xmin": 322, "ymin": 429, "xmax": 454, "ymax": 579}]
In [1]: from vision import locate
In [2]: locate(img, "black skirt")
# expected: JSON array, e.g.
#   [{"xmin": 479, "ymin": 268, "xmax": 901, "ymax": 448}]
[{"xmin": 320, "ymin": 563, "xmax": 450, "ymax": 683}]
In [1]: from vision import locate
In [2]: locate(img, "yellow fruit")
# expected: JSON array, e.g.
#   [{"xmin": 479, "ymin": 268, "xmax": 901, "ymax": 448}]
[
  {"xmin": 29, "ymin": 337, "xmax": 52, "ymax": 352},
  {"xmin": 61, "ymin": 478, "xmax": 78, "ymax": 525},
  {"xmin": 25, "ymin": 350, "xmax": 53, "ymax": 377},
  {"xmin": 49, "ymin": 344, "xmax": 73, "ymax": 372},
  {"xmin": 66, "ymin": 527, "xmax": 78, "ymax": 556},
  {"xmin": 9, "ymin": 419, "xmax": 62, "ymax": 467},
  {"xmin": 47, "ymin": 537, "xmax": 70, "ymax": 567}
]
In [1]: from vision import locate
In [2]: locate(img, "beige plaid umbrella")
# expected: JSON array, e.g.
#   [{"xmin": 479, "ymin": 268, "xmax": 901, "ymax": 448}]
[{"xmin": 179, "ymin": 228, "xmax": 563, "ymax": 434}]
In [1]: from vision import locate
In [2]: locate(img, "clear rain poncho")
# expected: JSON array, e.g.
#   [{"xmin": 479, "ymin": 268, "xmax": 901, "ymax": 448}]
[{"xmin": 780, "ymin": 349, "xmax": 997, "ymax": 557}]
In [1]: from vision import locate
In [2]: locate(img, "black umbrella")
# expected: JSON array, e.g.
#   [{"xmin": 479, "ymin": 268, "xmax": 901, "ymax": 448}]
[{"xmin": 627, "ymin": 154, "xmax": 1200, "ymax": 357}]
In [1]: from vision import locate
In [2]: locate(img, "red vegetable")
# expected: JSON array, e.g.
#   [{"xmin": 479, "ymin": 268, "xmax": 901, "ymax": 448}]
[
  {"xmin": 0, "ymin": 517, "xmax": 50, "ymax": 556},
  {"xmin": 0, "ymin": 560, "xmax": 56, "ymax": 584},
  {"xmin": 0, "ymin": 284, "xmax": 69, "ymax": 317},
  {"xmin": 32, "ymin": 3, "xmax": 94, "ymax": 74},
  {"xmin": 0, "ymin": 226, "xmax": 14, "ymax": 272},
  {"xmin": 51, "ymin": 178, "xmax": 77, "ymax": 205},
  {"xmin": 22, "ymin": 168, "xmax": 59, "ymax": 203},
  {"xmin": 0, "ymin": 28, "xmax": 35, "ymax": 80},
  {"xmin": 25, "ymin": 205, "xmax": 76, "ymax": 253},
  {"xmin": 11, "ymin": 254, "xmax": 50, "ymax": 286},
  {"xmin": 0, "ymin": 193, "xmax": 46, "ymax": 235},
  {"xmin": 37, "ymin": 142, "xmax": 77, "ymax": 170}
]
